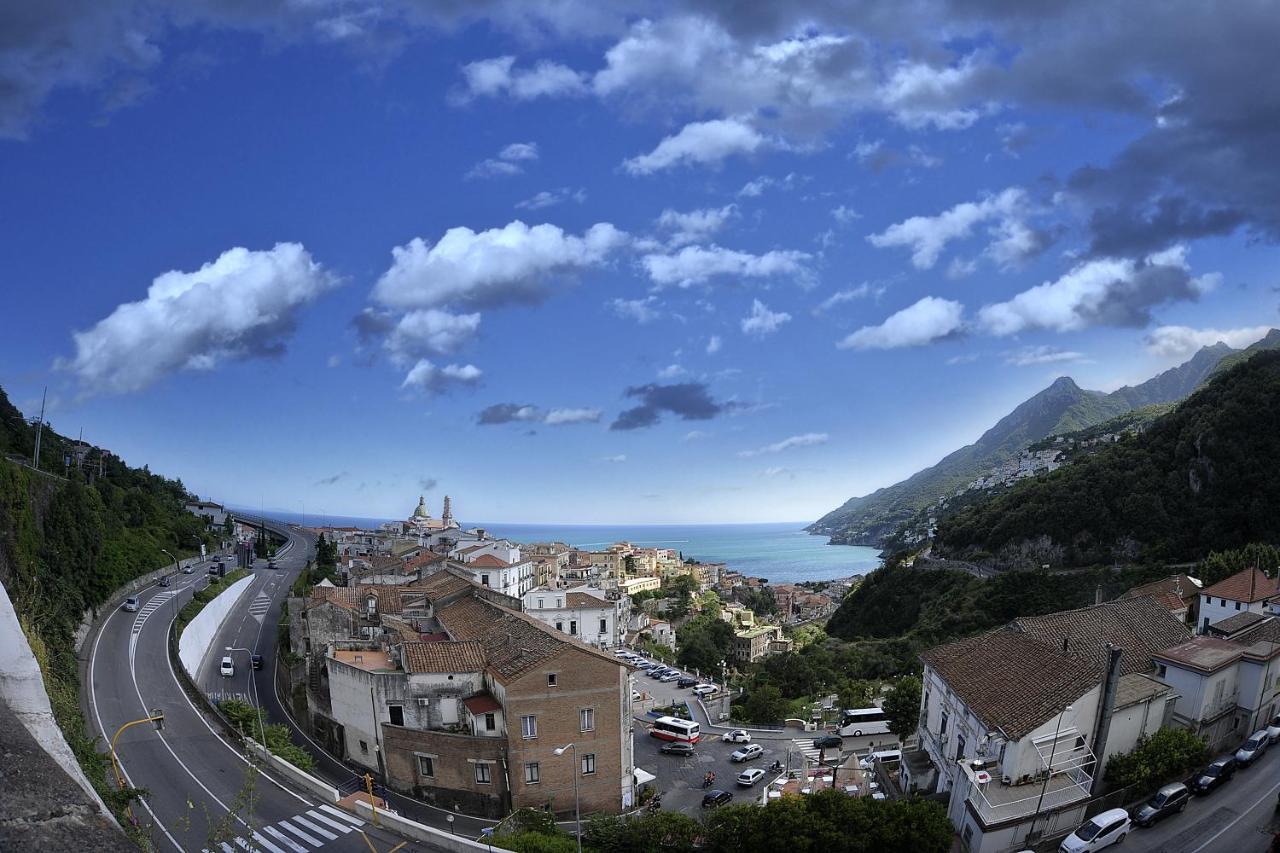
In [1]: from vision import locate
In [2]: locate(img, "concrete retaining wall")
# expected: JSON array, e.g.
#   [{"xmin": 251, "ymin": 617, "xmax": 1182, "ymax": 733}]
[
  {"xmin": 353, "ymin": 799, "xmax": 488, "ymax": 852},
  {"xmin": 243, "ymin": 739, "xmax": 340, "ymax": 803},
  {"xmin": 178, "ymin": 575, "xmax": 255, "ymax": 677},
  {"xmin": 74, "ymin": 556, "xmax": 202, "ymax": 653}
]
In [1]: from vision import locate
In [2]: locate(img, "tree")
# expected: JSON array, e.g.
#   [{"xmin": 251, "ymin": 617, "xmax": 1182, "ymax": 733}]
[
  {"xmin": 1103, "ymin": 728, "xmax": 1207, "ymax": 792},
  {"xmin": 222, "ymin": 515, "xmax": 234, "ymax": 536},
  {"xmin": 883, "ymin": 676, "xmax": 922, "ymax": 741},
  {"xmin": 1199, "ymin": 543, "xmax": 1280, "ymax": 586},
  {"xmin": 838, "ymin": 678, "xmax": 877, "ymax": 711},
  {"xmin": 737, "ymin": 683, "xmax": 787, "ymax": 725}
]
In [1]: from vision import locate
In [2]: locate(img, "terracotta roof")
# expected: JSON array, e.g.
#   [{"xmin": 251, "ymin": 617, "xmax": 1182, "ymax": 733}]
[
  {"xmin": 566, "ymin": 592, "xmax": 610, "ymax": 608},
  {"xmin": 1200, "ymin": 568, "xmax": 1280, "ymax": 604},
  {"xmin": 406, "ymin": 567, "xmax": 475, "ymax": 598},
  {"xmin": 1119, "ymin": 575, "xmax": 1200, "ymax": 614},
  {"xmin": 921, "ymin": 629, "xmax": 1096, "ymax": 739},
  {"xmin": 1207, "ymin": 611, "xmax": 1268, "ymax": 637},
  {"xmin": 1113, "ymin": 673, "xmax": 1174, "ymax": 710},
  {"xmin": 401, "ymin": 640, "xmax": 485, "ymax": 673},
  {"xmin": 462, "ymin": 693, "xmax": 502, "ymax": 715},
  {"xmin": 406, "ymin": 552, "xmax": 447, "ymax": 570},
  {"xmin": 1152, "ymin": 636, "xmax": 1243, "ymax": 673},
  {"xmin": 308, "ymin": 585, "xmax": 404, "ymax": 614},
  {"xmin": 1234, "ymin": 615, "xmax": 1280, "ymax": 647},
  {"xmin": 470, "ymin": 554, "xmax": 512, "ymax": 568}
]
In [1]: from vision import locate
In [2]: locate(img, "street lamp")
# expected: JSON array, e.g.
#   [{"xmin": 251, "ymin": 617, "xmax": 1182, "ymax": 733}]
[
  {"xmin": 225, "ymin": 646, "xmax": 266, "ymax": 745},
  {"xmin": 1028, "ymin": 704, "xmax": 1073, "ymax": 841},
  {"xmin": 111, "ymin": 709, "xmax": 164, "ymax": 819},
  {"xmin": 553, "ymin": 743, "xmax": 582, "ymax": 853},
  {"xmin": 160, "ymin": 548, "xmax": 177, "ymax": 579}
]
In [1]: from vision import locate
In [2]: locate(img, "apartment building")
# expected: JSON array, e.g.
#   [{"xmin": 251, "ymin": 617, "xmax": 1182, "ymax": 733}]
[{"xmin": 521, "ymin": 585, "xmax": 626, "ymax": 648}]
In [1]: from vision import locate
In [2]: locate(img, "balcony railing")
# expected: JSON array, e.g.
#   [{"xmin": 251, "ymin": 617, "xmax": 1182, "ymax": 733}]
[{"xmin": 962, "ymin": 759, "xmax": 1091, "ymax": 826}]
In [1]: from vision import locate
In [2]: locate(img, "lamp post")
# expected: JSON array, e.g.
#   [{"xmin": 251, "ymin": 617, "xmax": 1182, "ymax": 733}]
[
  {"xmin": 553, "ymin": 743, "xmax": 582, "ymax": 853},
  {"xmin": 111, "ymin": 709, "xmax": 164, "ymax": 819},
  {"xmin": 1028, "ymin": 704, "xmax": 1073, "ymax": 841},
  {"xmin": 225, "ymin": 646, "xmax": 266, "ymax": 746}
]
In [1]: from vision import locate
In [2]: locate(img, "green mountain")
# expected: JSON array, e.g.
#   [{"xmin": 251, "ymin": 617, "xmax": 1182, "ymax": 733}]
[
  {"xmin": 810, "ymin": 336, "xmax": 1273, "ymax": 546},
  {"xmin": 934, "ymin": 349, "xmax": 1280, "ymax": 567}
]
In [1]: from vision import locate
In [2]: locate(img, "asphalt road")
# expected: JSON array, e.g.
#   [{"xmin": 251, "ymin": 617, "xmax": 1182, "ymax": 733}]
[{"xmin": 84, "ymin": 530, "xmax": 439, "ymax": 853}]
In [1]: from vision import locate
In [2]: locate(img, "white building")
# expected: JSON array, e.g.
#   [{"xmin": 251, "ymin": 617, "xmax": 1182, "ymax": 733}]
[
  {"xmin": 522, "ymin": 585, "xmax": 626, "ymax": 648},
  {"xmin": 448, "ymin": 545, "xmax": 535, "ymax": 598},
  {"xmin": 1197, "ymin": 567, "xmax": 1279, "ymax": 632}
]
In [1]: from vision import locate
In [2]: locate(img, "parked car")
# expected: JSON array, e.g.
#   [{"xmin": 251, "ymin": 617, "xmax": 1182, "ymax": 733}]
[
  {"xmin": 657, "ymin": 672, "xmax": 680, "ymax": 682},
  {"xmin": 1235, "ymin": 730, "xmax": 1270, "ymax": 766},
  {"xmin": 1267, "ymin": 714, "xmax": 1280, "ymax": 744},
  {"xmin": 219, "ymin": 656, "xmax": 234, "ymax": 677},
  {"xmin": 737, "ymin": 768, "xmax": 765, "ymax": 787},
  {"xmin": 661, "ymin": 742, "xmax": 695, "ymax": 756},
  {"xmin": 251, "ymin": 654, "xmax": 264, "ymax": 670},
  {"xmin": 731, "ymin": 744, "xmax": 764, "ymax": 763},
  {"xmin": 1188, "ymin": 756, "xmax": 1237, "ymax": 795},
  {"xmin": 677, "ymin": 677, "xmax": 698, "ymax": 688},
  {"xmin": 813, "ymin": 734, "xmax": 843, "ymax": 751},
  {"xmin": 631, "ymin": 690, "xmax": 642, "ymax": 701},
  {"xmin": 1058, "ymin": 808, "xmax": 1131, "ymax": 853},
  {"xmin": 692, "ymin": 684, "xmax": 716, "ymax": 696},
  {"xmin": 701, "ymin": 789, "xmax": 733, "ymax": 808},
  {"xmin": 613, "ymin": 648, "xmax": 632, "ymax": 657},
  {"xmin": 1134, "ymin": 782, "xmax": 1190, "ymax": 827},
  {"xmin": 122, "ymin": 596, "xmax": 139, "ymax": 612},
  {"xmin": 722, "ymin": 730, "xmax": 751, "ymax": 744}
]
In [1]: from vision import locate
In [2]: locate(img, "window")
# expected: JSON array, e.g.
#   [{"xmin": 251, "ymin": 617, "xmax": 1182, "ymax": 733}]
[
  {"xmin": 1235, "ymin": 601, "xmax": 1242, "ymax": 610},
  {"xmin": 365, "ymin": 596, "xmax": 377, "ymax": 617},
  {"xmin": 524, "ymin": 762, "xmax": 540, "ymax": 784},
  {"xmin": 600, "ymin": 618, "xmax": 608, "ymax": 634},
  {"xmin": 521, "ymin": 715, "xmax": 537, "ymax": 739},
  {"xmin": 359, "ymin": 740, "xmax": 368, "ymax": 754},
  {"xmin": 538, "ymin": 598, "xmax": 545, "ymax": 609},
  {"xmin": 389, "ymin": 705, "xmax": 404, "ymax": 726},
  {"xmin": 417, "ymin": 755, "xmax": 435, "ymax": 778},
  {"xmin": 475, "ymin": 763, "xmax": 492, "ymax": 785},
  {"xmin": 1156, "ymin": 663, "xmax": 1167, "ymax": 678},
  {"xmin": 484, "ymin": 712, "xmax": 496, "ymax": 731},
  {"xmin": 1074, "ymin": 735, "xmax": 1086, "ymax": 750},
  {"xmin": 580, "ymin": 708, "xmax": 595, "ymax": 732},
  {"xmin": 570, "ymin": 620, "xmax": 578, "ymax": 635},
  {"xmin": 481, "ymin": 574, "xmax": 490, "ymax": 587},
  {"xmin": 581, "ymin": 753, "xmax": 596, "ymax": 775},
  {"xmin": 547, "ymin": 673, "xmax": 558, "ymax": 687},
  {"xmin": 556, "ymin": 621, "xmax": 563, "ymax": 632},
  {"xmin": 956, "ymin": 734, "xmax": 966, "ymax": 762},
  {"xmin": 940, "ymin": 711, "xmax": 949, "ymax": 736},
  {"xmin": 557, "ymin": 598, "xmax": 563, "ymax": 607}
]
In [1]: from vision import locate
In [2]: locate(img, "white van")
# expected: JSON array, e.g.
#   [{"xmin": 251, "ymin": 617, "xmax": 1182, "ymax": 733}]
[
  {"xmin": 220, "ymin": 656, "xmax": 234, "ymax": 677},
  {"xmin": 858, "ymin": 748, "xmax": 902, "ymax": 769}
]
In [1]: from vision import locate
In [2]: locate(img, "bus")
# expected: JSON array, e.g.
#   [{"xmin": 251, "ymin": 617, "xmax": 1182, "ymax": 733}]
[
  {"xmin": 650, "ymin": 716, "xmax": 701, "ymax": 743},
  {"xmin": 839, "ymin": 707, "xmax": 891, "ymax": 737}
]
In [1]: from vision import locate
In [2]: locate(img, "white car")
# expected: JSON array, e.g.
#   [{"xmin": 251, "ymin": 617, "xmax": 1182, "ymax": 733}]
[
  {"xmin": 736, "ymin": 768, "xmax": 765, "ymax": 787},
  {"xmin": 122, "ymin": 596, "xmax": 139, "ymax": 612},
  {"xmin": 1059, "ymin": 808, "xmax": 1130, "ymax": 853},
  {"xmin": 219, "ymin": 656, "xmax": 234, "ymax": 677},
  {"xmin": 722, "ymin": 730, "xmax": 751, "ymax": 744},
  {"xmin": 1266, "ymin": 713, "xmax": 1280, "ymax": 744},
  {"xmin": 692, "ymin": 684, "xmax": 717, "ymax": 696},
  {"xmin": 731, "ymin": 744, "xmax": 763, "ymax": 763},
  {"xmin": 859, "ymin": 749, "xmax": 902, "ymax": 769}
]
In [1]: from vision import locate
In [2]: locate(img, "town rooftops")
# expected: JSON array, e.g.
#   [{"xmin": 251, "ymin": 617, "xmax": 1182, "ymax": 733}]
[
  {"xmin": 1152, "ymin": 636, "xmax": 1243, "ymax": 673},
  {"xmin": 1207, "ymin": 610, "xmax": 1268, "ymax": 638},
  {"xmin": 565, "ymin": 591, "xmax": 610, "ymax": 608},
  {"xmin": 470, "ymin": 554, "xmax": 513, "ymax": 568},
  {"xmin": 1200, "ymin": 567, "xmax": 1280, "ymax": 604},
  {"xmin": 1113, "ymin": 673, "xmax": 1174, "ymax": 710},
  {"xmin": 401, "ymin": 640, "xmax": 485, "ymax": 674},
  {"xmin": 1119, "ymin": 574, "xmax": 1201, "ymax": 613},
  {"xmin": 331, "ymin": 648, "xmax": 398, "ymax": 673},
  {"xmin": 462, "ymin": 693, "xmax": 502, "ymax": 715}
]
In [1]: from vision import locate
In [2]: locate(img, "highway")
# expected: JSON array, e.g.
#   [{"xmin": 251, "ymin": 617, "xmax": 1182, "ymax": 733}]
[{"xmin": 85, "ymin": 527, "xmax": 439, "ymax": 852}]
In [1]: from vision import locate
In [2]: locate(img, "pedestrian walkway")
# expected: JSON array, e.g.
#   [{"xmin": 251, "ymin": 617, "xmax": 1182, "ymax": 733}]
[{"xmin": 201, "ymin": 804, "xmax": 363, "ymax": 852}]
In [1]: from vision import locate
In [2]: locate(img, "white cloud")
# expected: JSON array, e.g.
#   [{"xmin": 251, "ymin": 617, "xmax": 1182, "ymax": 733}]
[
  {"xmin": 813, "ymin": 282, "xmax": 883, "ymax": 314},
  {"xmin": 385, "ymin": 309, "xmax": 481, "ymax": 364},
  {"xmin": 373, "ymin": 220, "xmax": 627, "ymax": 311},
  {"xmin": 878, "ymin": 57, "xmax": 986, "ymax": 130},
  {"xmin": 327, "ymin": 354, "xmax": 341, "ymax": 368},
  {"xmin": 1144, "ymin": 325, "xmax": 1273, "ymax": 358},
  {"xmin": 761, "ymin": 466, "xmax": 794, "ymax": 479},
  {"xmin": 740, "ymin": 299, "xmax": 791, "ymax": 337},
  {"xmin": 947, "ymin": 353, "xmax": 980, "ymax": 365},
  {"xmin": 656, "ymin": 204, "xmax": 737, "ymax": 246},
  {"xmin": 737, "ymin": 172, "xmax": 802, "ymax": 197},
  {"xmin": 978, "ymin": 246, "xmax": 1217, "ymax": 336},
  {"xmin": 516, "ymin": 187, "xmax": 586, "ymax": 210},
  {"xmin": 544, "ymin": 407, "xmax": 602, "ymax": 425},
  {"xmin": 642, "ymin": 244, "xmax": 810, "ymax": 288},
  {"xmin": 657, "ymin": 363, "xmax": 687, "ymax": 379},
  {"xmin": 460, "ymin": 56, "xmax": 587, "ymax": 100},
  {"xmin": 683, "ymin": 429, "xmax": 711, "ymax": 441},
  {"xmin": 400, "ymin": 359, "xmax": 483, "ymax": 394},
  {"xmin": 609, "ymin": 296, "xmax": 661, "ymax": 324},
  {"xmin": 1004, "ymin": 345, "xmax": 1086, "ymax": 366},
  {"xmin": 831, "ymin": 205, "xmax": 861, "ymax": 225},
  {"xmin": 62, "ymin": 243, "xmax": 338, "ymax": 394},
  {"xmin": 706, "ymin": 334, "xmax": 722, "ymax": 354},
  {"xmin": 466, "ymin": 140, "xmax": 540, "ymax": 179},
  {"xmin": 623, "ymin": 118, "xmax": 765, "ymax": 175},
  {"xmin": 739, "ymin": 432, "xmax": 829, "ymax": 457},
  {"xmin": 867, "ymin": 187, "xmax": 1027, "ymax": 270},
  {"xmin": 837, "ymin": 296, "xmax": 965, "ymax": 350},
  {"xmin": 601, "ymin": 454, "xmax": 628, "ymax": 463}
]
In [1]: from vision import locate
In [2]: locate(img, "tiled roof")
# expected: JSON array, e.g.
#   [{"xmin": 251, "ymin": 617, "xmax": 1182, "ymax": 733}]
[
  {"xmin": 1152, "ymin": 636, "xmax": 1243, "ymax": 672},
  {"xmin": 401, "ymin": 640, "xmax": 485, "ymax": 674},
  {"xmin": 1207, "ymin": 611, "xmax": 1267, "ymax": 637},
  {"xmin": 1119, "ymin": 574, "xmax": 1200, "ymax": 610},
  {"xmin": 1234, "ymin": 615, "xmax": 1280, "ymax": 647},
  {"xmin": 308, "ymin": 585, "xmax": 406, "ymax": 614},
  {"xmin": 566, "ymin": 592, "xmax": 609, "ymax": 608},
  {"xmin": 921, "ymin": 629, "xmax": 1095, "ymax": 739},
  {"xmin": 462, "ymin": 693, "xmax": 502, "ymax": 715},
  {"xmin": 406, "ymin": 567, "xmax": 475, "ymax": 599},
  {"xmin": 470, "ymin": 554, "xmax": 512, "ymax": 568},
  {"xmin": 1113, "ymin": 673, "xmax": 1174, "ymax": 710},
  {"xmin": 1200, "ymin": 568, "xmax": 1280, "ymax": 604}
]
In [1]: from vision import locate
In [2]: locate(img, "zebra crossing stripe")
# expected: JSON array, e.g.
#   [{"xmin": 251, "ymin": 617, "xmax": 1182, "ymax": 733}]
[
  {"xmin": 277, "ymin": 818, "xmax": 321, "ymax": 847},
  {"xmin": 220, "ymin": 842, "xmax": 236, "ymax": 852},
  {"xmin": 305, "ymin": 809, "xmax": 352, "ymax": 833},
  {"xmin": 231, "ymin": 838, "xmax": 254, "ymax": 851},
  {"xmin": 261, "ymin": 825, "xmax": 308, "ymax": 853},
  {"xmin": 291, "ymin": 814, "xmax": 338, "ymax": 840},
  {"xmin": 318, "ymin": 803, "xmax": 364, "ymax": 826},
  {"xmin": 249, "ymin": 831, "xmax": 287, "ymax": 853}
]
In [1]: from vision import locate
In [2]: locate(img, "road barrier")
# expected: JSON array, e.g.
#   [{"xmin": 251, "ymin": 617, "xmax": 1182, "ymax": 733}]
[
  {"xmin": 178, "ymin": 574, "xmax": 254, "ymax": 678},
  {"xmin": 244, "ymin": 738, "xmax": 340, "ymax": 803},
  {"xmin": 353, "ymin": 799, "xmax": 489, "ymax": 852}
]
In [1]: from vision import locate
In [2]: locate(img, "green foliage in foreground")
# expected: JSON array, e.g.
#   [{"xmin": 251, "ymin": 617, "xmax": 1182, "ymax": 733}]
[
  {"xmin": 219, "ymin": 698, "xmax": 315, "ymax": 772},
  {"xmin": 1104, "ymin": 728, "xmax": 1207, "ymax": 793}
]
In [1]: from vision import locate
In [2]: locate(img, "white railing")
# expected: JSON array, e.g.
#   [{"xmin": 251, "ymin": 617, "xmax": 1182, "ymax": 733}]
[{"xmin": 967, "ymin": 775, "xmax": 1091, "ymax": 825}]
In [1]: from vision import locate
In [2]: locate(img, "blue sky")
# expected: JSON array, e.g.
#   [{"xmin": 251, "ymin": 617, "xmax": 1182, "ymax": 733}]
[{"xmin": 2, "ymin": 2, "xmax": 1278, "ymax": 523}]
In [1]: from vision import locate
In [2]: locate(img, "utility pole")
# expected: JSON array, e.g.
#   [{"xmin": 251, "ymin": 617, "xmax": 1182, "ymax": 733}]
[{"xmin": 31, "ymin": 387, "xmax": 46, "ymax": 470}]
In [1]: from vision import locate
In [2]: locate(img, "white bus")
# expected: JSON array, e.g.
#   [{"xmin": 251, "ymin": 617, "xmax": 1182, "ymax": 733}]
[
  {"xmin": 650, "ymin": 716, "xmax": 701, "ymax": 743},
  {"xmin": 839, "ymin": 707, "xmax": 891, "ymax": 737}
]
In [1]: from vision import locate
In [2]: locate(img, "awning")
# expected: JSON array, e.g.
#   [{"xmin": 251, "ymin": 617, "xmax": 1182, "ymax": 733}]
[{"xmin": 633, "ymin": 767, "xmax": 656, "ymax": 786}]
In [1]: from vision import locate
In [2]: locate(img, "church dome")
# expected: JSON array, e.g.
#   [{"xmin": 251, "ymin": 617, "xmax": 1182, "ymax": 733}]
[{"xmin": 412, "ymin": 496, "xmax": 432, "ymax": 519}]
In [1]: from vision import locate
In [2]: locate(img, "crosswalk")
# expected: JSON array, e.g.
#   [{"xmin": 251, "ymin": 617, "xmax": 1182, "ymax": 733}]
[
  {"xmin": 792, "ymin": 738, "xmax": 843, "ymax": 764},
  {"xmin": 248, "ymin": 591, "xmax": 272, "ymax": 622},
  {"xmin": 202, "ymin": 804, "xmax": 363, "ymax": 852}
]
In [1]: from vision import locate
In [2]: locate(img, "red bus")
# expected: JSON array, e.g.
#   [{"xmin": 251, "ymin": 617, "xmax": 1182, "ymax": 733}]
[{"xmin": 650, "ymin": 716, "xmax": 700, "ymax": 743}]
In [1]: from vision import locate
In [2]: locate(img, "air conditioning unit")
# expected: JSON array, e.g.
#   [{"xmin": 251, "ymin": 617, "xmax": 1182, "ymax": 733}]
[{"xmin": 417, "ymin": 698, "xmax": 430, "ymax": 707}]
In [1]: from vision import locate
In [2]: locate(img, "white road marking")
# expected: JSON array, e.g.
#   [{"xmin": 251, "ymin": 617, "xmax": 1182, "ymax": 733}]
[
  {"xmin": 221, "ymin": 842, "xmax": 236, "ymax": 852},
  {"xmin": 262, "ymin": 824, "xmax": 310, "ymax": 852},
  {"xmin": 231, "ymin": 838, "xmax": 254, "ymax": 851},
  {"xmin": 249, "ymin": 830, "xmax": 288, "ymax": 853},
  {"xmin": 291, "ymin": 814, "xmax": 338, "ymax": 840},
  {"xmin": 319, "ymin": 804, "xmax": 365, "ymax": 826},
  {"xmin": 304, "ymin": 809, "xmax": 352, "ymax": 833},
  {"xmin": 277, "ymin": 818, "xmax": 322, "ymax": 846}
]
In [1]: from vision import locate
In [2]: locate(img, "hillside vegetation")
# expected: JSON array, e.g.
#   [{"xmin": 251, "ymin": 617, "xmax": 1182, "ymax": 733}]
[{"xmin": 935, "ymin": 350, "xmax": 1280, "ymax": 568}]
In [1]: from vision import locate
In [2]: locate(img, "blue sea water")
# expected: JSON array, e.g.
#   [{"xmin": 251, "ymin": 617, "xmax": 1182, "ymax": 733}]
[{"xmin": 253, "ymin": 509, "xmax": 880, "ymax": 584}]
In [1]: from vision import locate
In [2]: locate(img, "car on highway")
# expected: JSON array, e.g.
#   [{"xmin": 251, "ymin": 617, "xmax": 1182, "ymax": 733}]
[
  {"xmin": 737, "ymin": 768, "xmax": 765, "ymax": 787},
  {"xmin": 660, "ymin": 742, "xmax": 695, "ymax": 756},
  {"xmin": 267, "ymin": 561, "xmax": 277, "ymax": 569},
  {"xmin": 731, "ymin": 744, "xmax": 764, "ymax": 763},
  {"xmin": 181, "ymin": 564, "xmax": 194, "ymax": 573},
  {"xmin": 692, "ymin": 684, "xmax": 716, "ymax": 696},
  {"xmin": 251, "ymin": 654, "xmax": 264, "ymax": 670},
  {"xmin": 677, "ymin": 677, "xmax": 698, "ymax": 688},
  {"xmin": 1133, "ymin": 782, "xmax": 1190, "ymax": 827},
  {"xmin": 701, "ymin": 789, "xmax": 733, "ymax": 808},
  {"xmin": 1267, "ymin": 714, "xmax": 1280, "ymax": 744},
  {"xmin": 219, "ymin": 656, "xmax": 234, "ymax": 677},
  {"xmin": 1188, "ymin": 756, "xmax": 1237, "ymax": 794},
  {"xmin": 1059, "ymin": 808, "xmax": 1130, "ymax": 852},
  {"xmin": 158, "ymin": 575, "xmax": 170, "ymax": 587},
  {"xmin": 813, "ymin": 734, "xmax": 843, "ymax": 751},
  {"xmin": 1235, "ymin": 729, "xmax": 1270, "ymax": 766},
  {"xmin": 122, "ymin": 596, "xmax": 139, "ymax": 612},
  {"xmin": 722, "ymin": 730, "xmax": 751, "ymax": 744}
]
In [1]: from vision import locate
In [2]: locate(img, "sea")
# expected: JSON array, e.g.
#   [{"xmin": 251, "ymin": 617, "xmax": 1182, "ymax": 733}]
[{"xmin": 248, "ymin": 509, "xmax": 881, "ymax": 585}]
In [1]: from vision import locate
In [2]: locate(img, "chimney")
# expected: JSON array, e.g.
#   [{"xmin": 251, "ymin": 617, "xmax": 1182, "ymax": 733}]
[
  {"xmin": 1062, "ymin": 636, "xmax": 1070, "ymax": 654},
  {"xmin": 1094, "ymin": 585, "xmax": 1103, "ymax": 607},
  {"xmin": 1089, "ymin": 643, "xmax": 1124, "ymax": 794}
]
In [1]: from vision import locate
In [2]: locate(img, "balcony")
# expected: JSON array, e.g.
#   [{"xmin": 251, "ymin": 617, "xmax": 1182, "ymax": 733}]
[{"xmin": 961, "ymin": 755, "xmax": 1091, "ymax": 827}]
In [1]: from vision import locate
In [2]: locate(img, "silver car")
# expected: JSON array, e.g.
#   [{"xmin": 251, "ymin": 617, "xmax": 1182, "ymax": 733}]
[{"xmin": 1235, "ymin": 729, "xmax": 1270, "ymax": 766}]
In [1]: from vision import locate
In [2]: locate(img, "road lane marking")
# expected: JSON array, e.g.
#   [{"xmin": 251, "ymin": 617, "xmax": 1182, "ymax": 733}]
[
  {"xmin": 319, "ymin": 804, "xmax": 365, "ymax": 826},
  {"xmin": 277, "ymin": 818, "xmax": 322, "ymax": 846},
  {"xmin": 1188, "ymin": 775, "xmax": 1280, "ymax": 853},
  {"xmin": 231, "ymin": 838, "xmax": 255, "ymax": 851},
  {"xmin": 261, "ymin": 824, "xmax": 309, "ymax": 852},
  {"xmin": 250, "ymin": 830, "xmax": 288, "ymax": 853},
  {"xmin": 291, "ymin": 814, "xmax": 338, "ymax": 840},
  {"xmin": 305, "ymin": 809, "xmax": 353, "ymax": 833}
]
